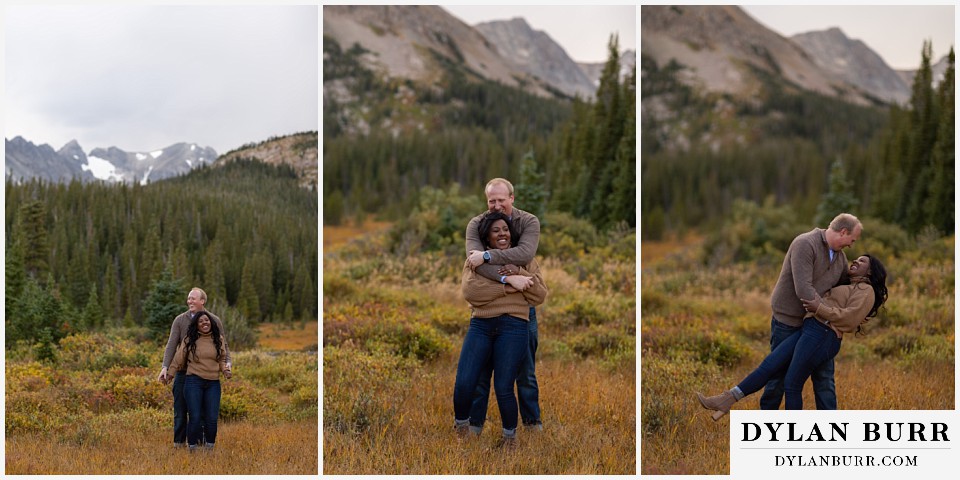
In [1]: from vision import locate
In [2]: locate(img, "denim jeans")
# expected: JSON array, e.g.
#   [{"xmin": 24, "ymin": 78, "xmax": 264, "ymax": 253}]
[
  {"xmin": 741, "ymin": 318, "xmax": 842, "ymax": 409},
  {"xmin": 184, "ymin": 375, "xmax": 221, "ymax": 446},
  {"xmin": 453, "ymin": 314, "xmax": 529, "ymax": 433},
  {"xmin": 759, "ymin": 317, "xmax": 837, "ymax": 410},
  {"xmin": 173, "ymin": 371, "xmax": 188, "ymax": 444},
  {"xmin": 469, "ymin": 306, "xmax": 541, "ymax": 427}
]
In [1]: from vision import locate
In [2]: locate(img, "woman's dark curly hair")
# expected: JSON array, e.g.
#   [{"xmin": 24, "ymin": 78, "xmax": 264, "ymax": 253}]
[
  {"xmin": 184, "ymin": 310, "xmax": 223, "ymax": 364},
  {"xmin": 856, "ymin": 253, "xmax": 889, "ymax": 335},
  {"xmin": 477, "ymin": 211, "xmax": 519, "ymax": 250}
]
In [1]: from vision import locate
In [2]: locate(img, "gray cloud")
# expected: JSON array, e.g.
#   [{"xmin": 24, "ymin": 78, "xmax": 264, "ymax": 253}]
[{"xmin": 5, "ymin": 5, "xmax": 318, "ymax": 154}]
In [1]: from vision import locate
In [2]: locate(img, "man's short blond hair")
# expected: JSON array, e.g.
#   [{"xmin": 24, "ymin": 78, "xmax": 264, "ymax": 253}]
[
  {"xmin": 485, "ymin": 178, "xmax": 514, "ymax": 196},
  {"xmin": 190, "ymin": 287, "xmax": 208, "ymax": 302},
  {"xmin": 829, "ymin": 213, "xmax": 861, "ymax": 233}
]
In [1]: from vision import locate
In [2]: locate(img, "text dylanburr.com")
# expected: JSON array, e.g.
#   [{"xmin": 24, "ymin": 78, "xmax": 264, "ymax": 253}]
[{"xmin": 729, "ymin": 410, "xmax": 957, "ymax": 479}]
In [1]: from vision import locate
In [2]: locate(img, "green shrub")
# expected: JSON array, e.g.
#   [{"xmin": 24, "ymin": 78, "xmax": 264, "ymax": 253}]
[{"xmin": 58, "ymin": 333, "xmax": 151, "ymax": 371}]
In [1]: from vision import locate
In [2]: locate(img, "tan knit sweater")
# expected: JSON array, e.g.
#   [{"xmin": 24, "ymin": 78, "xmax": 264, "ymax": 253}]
[
  {"xmin": 162, "ymin": 310, "xmax": 231, "ymax": 369},
  {"xmin": 461, "ymin": 258, "xmax": 547, "ymax": 320},
  {"xmin": 168, "ymin": 333, "xmax": 228, "ymax": 381},
  {"xmin": 808, "ymin": 278, "xmax": 875, "ymax": 334}
]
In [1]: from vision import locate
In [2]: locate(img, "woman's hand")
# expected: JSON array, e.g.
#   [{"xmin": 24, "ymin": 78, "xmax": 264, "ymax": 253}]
[
  {"xmin": 498, "ymin": 264, "xmax": 520, "ymax": 276},
  {"xmin": 800, "ymin": 297, "xmax": 821, "ymax": 313},
  {"xmin": 505, "ymin": 275, "xmax": 533, "ymax": 291},
  {"xmin": 829, "ymin": 324, "xmax": 843, "ymax": 339}
]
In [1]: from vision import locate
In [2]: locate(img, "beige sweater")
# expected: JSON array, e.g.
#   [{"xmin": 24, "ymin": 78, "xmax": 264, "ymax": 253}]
[
  {"xmin": 809, "ymin": 278, "xmax": 875, "ymax": 334},
  {"xmin": 162, "ymin": 310, "xmax": 231, "ymax": 369},
  {"xmin": 461, "ymin": 258, "xmax": 547, "ymax": 320},
  {"xmin": 168, "ymin": 333, "xmax": 229, "ymax": 381}
]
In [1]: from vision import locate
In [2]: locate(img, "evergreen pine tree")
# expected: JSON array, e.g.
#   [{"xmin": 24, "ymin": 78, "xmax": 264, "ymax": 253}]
[
  {"xmin": 815, "ymin": 158, "xmax": 860, "ymax": 226},
  {"xmin": 82, "ymin": 283, "xmax": 103, "ymax": 331},
  {"xmin": 238, "ymin": 261, "xmax": 261, "ymax": 322},
  {"xmin": 143, "ymin": 269, "xmax": 186, "ymax": 341},
  {"xmin": 15, "ymin": 199, "xmax": 50, "ymax": 279},
  {"xmin": 514, "ymin": 150, "xmax": 548, "ymax": 222},
  {"xmin": 924, "ymin": 48, "xmax": 955, "ymax": 234}
]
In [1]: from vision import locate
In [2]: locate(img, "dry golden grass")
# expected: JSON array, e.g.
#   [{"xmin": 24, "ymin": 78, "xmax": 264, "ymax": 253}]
[
  {"xmin": 324, "ymin": 351, "xmax": 635, "ymax": 475},
  {"xmin": 6, "ymin": 421, "xmax": 318, "ymax": 475},
  {"xmin": 323, "ymin": 221, "xmax": 391, "ymax": 250},
  {"xmin": 258, "ymin": 320, "xmax": 319, "ymax": 351}
]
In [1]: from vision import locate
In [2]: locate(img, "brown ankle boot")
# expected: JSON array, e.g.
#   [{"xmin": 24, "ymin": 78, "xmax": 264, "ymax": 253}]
[{"xmin": 696, "ymin": 391, "xmax": 737, "ymax": 421}]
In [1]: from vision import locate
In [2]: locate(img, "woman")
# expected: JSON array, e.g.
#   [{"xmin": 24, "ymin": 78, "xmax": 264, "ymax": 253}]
[
  {"xmin": 453, "ymin": 211, "xmax": 547, "ymax": 446},
  {"xmin": 697, "ymin": 254, "xmax": 888, "ymax": 419},
  {"xmin": 166, "ymin": 310, "xmax": 232, "ymax": 450}
]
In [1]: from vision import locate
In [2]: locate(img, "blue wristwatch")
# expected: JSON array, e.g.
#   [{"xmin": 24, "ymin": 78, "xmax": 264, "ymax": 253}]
[{"xmin": 483, "ymin": 251, "xmax": 491, "ymax": 262}]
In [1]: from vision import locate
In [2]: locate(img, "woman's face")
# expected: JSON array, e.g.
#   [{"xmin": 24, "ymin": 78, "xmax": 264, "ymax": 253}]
[
  {"xmin": 848, "ymin": 255, "xmax": 871, "ymax": 278},
  {"xmin": 197, "ymin": 315, "xmax": 212, "ymax": 334},
  {"xmin": 487, "ymin": 219, "xmax": 511, "ymax": 250}
]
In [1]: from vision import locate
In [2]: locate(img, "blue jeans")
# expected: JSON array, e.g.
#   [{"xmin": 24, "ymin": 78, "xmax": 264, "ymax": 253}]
[
  {"xmin": 759, "ymin": 317, "xmax": 837, "ymax": 410},
  {"xmin": 173, "ymin": 371, "xmax": 188, "ymax": 444},
  {"xmin": 453, "ymin": 314, "xmax": 529, "ymax": 433},
  {"xmin": 184, "ymin": 375, "xmax": 221, "ymax": 446},
  {"xmin": 469, "ymin": 306, "xmax": 541, "ymax": 427},
  {"xmin": 741, "ymin": 318, "xmax": 841, "ymax": 409}
]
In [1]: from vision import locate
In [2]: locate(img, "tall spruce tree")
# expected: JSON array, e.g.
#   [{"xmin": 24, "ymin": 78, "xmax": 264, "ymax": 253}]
[{"xmin": 815, "ymin": 158, "xmax": 860, "ymax": 226}]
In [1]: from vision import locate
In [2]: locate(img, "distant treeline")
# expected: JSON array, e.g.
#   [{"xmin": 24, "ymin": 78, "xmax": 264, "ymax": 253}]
[
  {"xmin": 323, "ymin": 35, "xmax": 636, "ymax": 231},
  {"xmin": 6, "ymin": 159, "xmax": 318, "ymax": 347},
  {"xmin": 641, "ymin": 42, "xmax": 955, "ymax": 239}
]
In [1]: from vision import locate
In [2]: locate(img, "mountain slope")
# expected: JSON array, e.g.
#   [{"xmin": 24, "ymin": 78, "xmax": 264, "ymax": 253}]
[
  {"xmin": 217, "ymin": 131, "xmax": 318, "ymax": 189},
  {"xmin": 473, "ymin": 17, "xmax": 596, "ymax": 98},
  {"xmin": 791, "ymin": 27, "xmax": 910, "ymax": 104},
  {"xmin": 5, "ymin": 136, "xmax": 93, "ymax": 183},
  {"xmin": 641, "ymin": 5, "xmax": 873, "ymax": 105},
  {"xmin": 322, "ymin": 5, "xmax": 551, "ymax": 96}
]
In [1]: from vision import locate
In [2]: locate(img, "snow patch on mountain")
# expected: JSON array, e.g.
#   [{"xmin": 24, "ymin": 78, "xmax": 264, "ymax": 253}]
[{"xmin": 83, "ymin": 155, "xmax": 122, "ymax": 182}]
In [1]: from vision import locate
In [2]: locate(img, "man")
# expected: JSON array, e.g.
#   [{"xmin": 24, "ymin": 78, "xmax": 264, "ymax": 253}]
[
  {"xmin": 760, "ymin": 213, "xmax": 862, "ymax": 410},
  {"xmin": 157, "ymin": 287, "xmax": 231, "ymax": 447},
  {"xmin": 464, "ymin": 177, "xmax": 543, "ymax": 433}
]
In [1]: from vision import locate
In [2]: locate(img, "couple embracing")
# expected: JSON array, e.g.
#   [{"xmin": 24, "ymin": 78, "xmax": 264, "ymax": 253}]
[
  {"xmin": 452, "ymin": 178, "xmax": 547, "ymax": 448},
  {"xmin": 698, "ymin": 213, "xmax": 890, "ymax": 417},
  {"xmin": 157, "ymin": 287, "xmax": 232, "ymax": 451}
]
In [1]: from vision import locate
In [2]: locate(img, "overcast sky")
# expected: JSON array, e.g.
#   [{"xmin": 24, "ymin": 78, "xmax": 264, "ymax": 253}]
[
  {"xmin": 4, "ymin": 5, "xmax": 318, "ymax": 154},
  {"xmin": 443, "ymin": 5, "xmax": 637, "ymax": 64},
  {"xmin": 741, "ymin": 5, "xmax": 954, "ymax": 70}
]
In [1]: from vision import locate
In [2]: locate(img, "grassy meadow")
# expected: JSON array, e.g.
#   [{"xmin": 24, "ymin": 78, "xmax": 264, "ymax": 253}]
[
  {"xmin": 322, "ymin": 222, "xmax": 636, "ymax": 475},
  {"xmin": 640, "ymin": 233, "xmax": 955, "ymax": 475},
  {"xmin": 5, "ymin": 322, "xmax": 319, "ymax": 475}
]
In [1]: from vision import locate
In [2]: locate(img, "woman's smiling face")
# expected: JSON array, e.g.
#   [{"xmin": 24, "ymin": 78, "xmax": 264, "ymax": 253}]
[
  {"xmin": 197, "ymin": 314, "xmax": 211, "ymax": 334},
  {"xmin": 487, "ymin": 219, "xmax": 511, "ymax": 250},
  {"xmin": 848, "ymin": 255, "xmax": 871, "ymax": 278}
]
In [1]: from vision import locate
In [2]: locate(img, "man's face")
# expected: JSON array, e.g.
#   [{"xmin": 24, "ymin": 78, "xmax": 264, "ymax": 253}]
[
  {"xmin": 187, "ymin": 290, "xmax": 205, "ymax": 313},
  {"xmin": 486, "ymin": 183, "xmax": 514, "ymax": 214},
  {"xmin": 836, "ymin": 224, "xmax": 862, "ymax": 250}
]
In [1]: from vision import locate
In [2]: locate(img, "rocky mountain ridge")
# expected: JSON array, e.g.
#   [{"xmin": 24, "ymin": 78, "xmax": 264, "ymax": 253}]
[
  {"xmin": 473, "ymin": 17, "xmax": 597, "ymax": 98},
  {"xmin": 216, "ymin": 131, "xmax": 318, "ymax": 189},
  {"xmin": 5, "ymin": 137, "xmax": 217, "ymax": 185},
  {"xmin": 6, "ymin": 132, "xmax": 317, "ymax": 187},
  {"xmin": 641, "ymin": 5, "xmax": 876, "ymax": 105},
  {"xmin": 323, "ymin": 5, "xmax": 633, "ymax": 100}
]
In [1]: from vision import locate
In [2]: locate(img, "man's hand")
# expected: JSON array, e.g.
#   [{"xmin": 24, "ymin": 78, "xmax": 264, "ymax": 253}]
[
  {"xmin": 800, "ymin": 297, "xmax": 821, "ymax": 313},
  {"xmin": 505, "ymin": 275, "xmax": 533, "ymax": 291},
  {"xmin": 158, "ymin": 367, "xmax": 168, "ymax": 384},
  {"xmin": 467, "ymin": 250, "xmax": 485, "ymax": 268}
]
